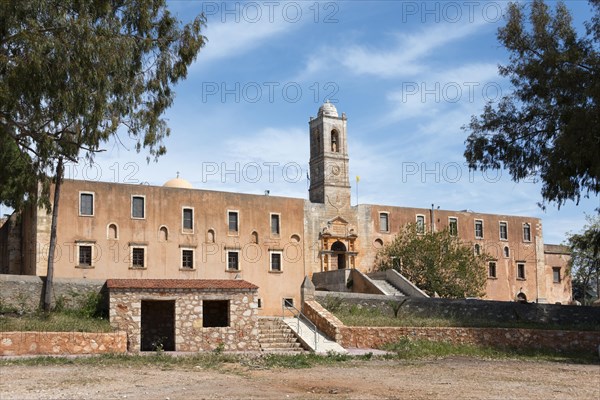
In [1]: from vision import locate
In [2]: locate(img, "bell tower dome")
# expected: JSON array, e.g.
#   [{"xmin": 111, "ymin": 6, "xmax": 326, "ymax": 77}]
[{"xmin": 308, "ymin": 101, "xmax": 351, "ymax": 207}]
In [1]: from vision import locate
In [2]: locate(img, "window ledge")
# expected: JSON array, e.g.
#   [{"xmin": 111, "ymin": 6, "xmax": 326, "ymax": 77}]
[
  {"xmin": 78, "ymin": 214, "xmax": 94, "ymax": 218},
  {"xmin": 225, "ymin": 269, "xmax": 241, "ymax": 273},
  {"xmin": 180, "ymin": 268, "xmax": 196, "ymax": 271},
  {"xmin": 75, "ymin": 265, "xmax": 94, "ymax": 269},
  {"xmin": 516, "ymin": 278, "xmax": 526, "ymax": 281},
  {"xmin": 181, "ymin": 230, "xmax": 194, "ymax": 235},
  {"xmin": 487, "ymin": 277, "xmax": 497, "ymax": 280},
  {"xmin": 269, "ymin": 270, "xmax": 283, "ymax": 274},
  {"xmin": 129, "ymin": 267, "xmax": 147, "ymax": 270}
]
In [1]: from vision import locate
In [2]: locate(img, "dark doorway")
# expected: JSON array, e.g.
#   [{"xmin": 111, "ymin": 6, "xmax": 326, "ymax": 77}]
[
  {"xmin": 141, "ymin": 300, "xmax": 175, "ymax": 351},
  {"xmin": 331, "ymin": 241, "xmax": 347, "ymax": 270}
]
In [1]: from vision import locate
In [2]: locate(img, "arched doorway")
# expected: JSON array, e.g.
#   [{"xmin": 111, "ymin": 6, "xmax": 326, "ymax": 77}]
[{"xmin": 331, "ymin": 241, "xmax": 347, "ymax": 269}]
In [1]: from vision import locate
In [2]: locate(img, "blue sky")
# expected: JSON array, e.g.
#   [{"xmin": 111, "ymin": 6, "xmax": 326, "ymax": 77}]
[{"xmin": 9, "ymin": 0, "xmax": 596, "ymax": 245}]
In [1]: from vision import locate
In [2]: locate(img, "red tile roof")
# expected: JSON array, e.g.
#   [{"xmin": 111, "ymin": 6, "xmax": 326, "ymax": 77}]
[{"xmin": 106, "ymin": 279, "xmax": 258, "ymax": 290}]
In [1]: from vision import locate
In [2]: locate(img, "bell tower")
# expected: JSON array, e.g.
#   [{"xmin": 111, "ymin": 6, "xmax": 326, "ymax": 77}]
[{"xmin": 308, "ymin": 101, "xmax": 351, "ymax": 208}]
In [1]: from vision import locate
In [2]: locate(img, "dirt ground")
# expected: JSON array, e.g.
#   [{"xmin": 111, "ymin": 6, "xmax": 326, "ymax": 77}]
[{"xmin": 1, "ymin": 357, "xmax": 598, "ymax": 400}]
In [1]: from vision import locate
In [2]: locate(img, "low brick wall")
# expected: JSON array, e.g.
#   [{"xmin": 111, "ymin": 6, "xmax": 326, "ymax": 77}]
[
  {"xmin": 0, "ymin": 331, "xmax": 127, "ymax": 356},
  {"xmin": 303, "ymin": 300, "xmax": 600, "ymax": 354}
]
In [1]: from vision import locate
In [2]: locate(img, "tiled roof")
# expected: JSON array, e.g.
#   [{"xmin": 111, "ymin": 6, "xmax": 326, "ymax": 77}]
[
  {"xmin": 106, "ymin": 279, "xmax": 258, "ymax": 290},
  {"xmin": 544, "ymin": 244, "xmax": 571, "ymax": 255}
]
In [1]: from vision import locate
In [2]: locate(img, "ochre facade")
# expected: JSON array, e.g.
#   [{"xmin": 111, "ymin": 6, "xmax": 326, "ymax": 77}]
[{"xmin": 0, "ymin": 103, "xmax": 572, "ymax": 312}]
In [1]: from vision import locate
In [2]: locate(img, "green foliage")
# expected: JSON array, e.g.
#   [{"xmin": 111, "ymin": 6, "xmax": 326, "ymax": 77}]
[
  {"xmin": 464, "ymin": 0, "xmax": 600, "ymax": 207},
  {"xmin": 382, "ymin": 338, "xmax": 598, "ymax": 364},
  {"xmin": 0, "ymin": 0, "xmax": 207, "ymax": 209},
  {"xmin": 568, "ymin": 214, "xmax": 600, "ymax": 304},
  {"xmin": 377, "ymin": 224, "xmax": 489, "ymax": 298},
  {"xmin": 320, "ymin": 295, "xmax": 344, "ymax": 312},
  {"xmin": 0, "ymin": 311, "xmax": 111, "ymax": 332}
]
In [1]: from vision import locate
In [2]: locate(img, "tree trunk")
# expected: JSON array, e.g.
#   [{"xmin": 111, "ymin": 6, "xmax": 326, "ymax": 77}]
[{"xmin": 43, "ymin": 157, "xmax": 63, "ymax": 312}]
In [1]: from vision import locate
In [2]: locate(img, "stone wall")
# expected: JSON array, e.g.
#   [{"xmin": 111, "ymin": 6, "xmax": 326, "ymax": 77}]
[
  {"xmin": 110, "ymin": 287, "xmax": 260, "ymax": 352},
  {"xmin": 303, "ymin": 300, "xmax": 342, "ymax": 342},
  {"xmin": 0, "ymin": 331, "xmax": 127, "ymax": 356},
  {"xmin": 303, "ymin": 299, "xmax": 600, "ymax": 353},
  {"xmin": 315, "ymin": 291, "xmax": 600, "ymax": 328},
  {"xmin": 0, "ymin": 274, "xmax": 106, "ymax": 312},
  {"xmin": 338, "ymin": 326, "xmax": 600, "ymax": 353}
]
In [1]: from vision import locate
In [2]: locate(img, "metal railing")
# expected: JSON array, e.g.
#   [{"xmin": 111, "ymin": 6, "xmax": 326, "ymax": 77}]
[{"xmin": 282, "ymin": 302, "xmax": 318, "ymax": 352}]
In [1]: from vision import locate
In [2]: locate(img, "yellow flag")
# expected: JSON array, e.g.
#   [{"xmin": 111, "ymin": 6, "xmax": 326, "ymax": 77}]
[{"xmin": 356, "ymin": 176, "xmax": 360, "ymax": 182}]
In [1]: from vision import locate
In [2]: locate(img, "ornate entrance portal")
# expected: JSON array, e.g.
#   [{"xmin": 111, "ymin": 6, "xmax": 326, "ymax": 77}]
[{"xmin": 319, "ymin": 216, "xmax": 358, "ymax": 271}]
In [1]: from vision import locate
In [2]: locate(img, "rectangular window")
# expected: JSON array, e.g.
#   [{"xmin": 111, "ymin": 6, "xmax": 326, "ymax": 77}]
[
  {"xmin": 475, "ymin": 220, "xmax": 483, "ymax": 239},
  {"xmin": 257, "ymin": 298, "xmax": 263, "ymax": 309},
  {"xmin": 517, "ymin": 263, "xmax": 526, "ymax": 280},
  {"xmin": 379, "ymin": 212, "xmax": 389, "ymax": 232},
  {"xmin": 488, "ymin": 261, "xmax": 497, "ymax": 278},
  {"xmin": 181, "ymin": 249, "xmax": 194, "ymax": 269},
  {"xmin": 78, "ymin": 245, "xmax": 92, "ymax": 267},
  {"xmin": 449, "ymin": 217, "xmax": 458, "ymax": 236},
  {"xmin": 131, "ymin": 196, "xmax": 145, "ymax": 219},
  {"xmin": 553, "ymin": 267, "xmax": 561, "ymax": 283},
  {"xmin": 283, "ymin": 298, "xmax": 294, "ymax": 308},
  {"xmin": 79, "ymin": 193, "xmax": 94, "ymax": 216},
  {"xmin": 228, "ymin": 211, "xmax": 238, "ymax": 234},
  {"xmin": 183, "ymin": 208, "xmax": 193, "ymax": 231},
  {"xmin": 523, "ymin": 223, "xmax": 531, "ymax": 242},
  {"xmin": 270, "ymin": 252, "xmax": 282, "ymax": 272},
  {"xmin": 227, "ymin": 251, "xmax": 239, "ymax": 271},
  {"xmin": 499, "ymin": 221, "xmax": 508, "ymax": 240},
  {"xmin": 270, "ymin": 214, "xmax": 280, "ymax": 236},
  {"xmin": 416, "ymin": 215, "xmax": 425, "ymax": 234},
  {"xmin": 132, "ymin": 247, "xmax": 145, "ymax": 268},
  {"xmin": 203, "ymin": 300, "xmax": 229, "ymax": 327}
]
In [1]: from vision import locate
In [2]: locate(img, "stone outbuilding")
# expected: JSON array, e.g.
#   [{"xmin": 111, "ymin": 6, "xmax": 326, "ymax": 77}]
[{"xmin": 107, "ymin": 279, "xmax": 260, "ymax": 352}]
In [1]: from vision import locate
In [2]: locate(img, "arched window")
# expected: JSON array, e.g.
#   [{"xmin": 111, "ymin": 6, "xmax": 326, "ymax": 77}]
[
  {"xmin": 107, "ymin": 223, "xmax": 118, "ymax": 240},
  {"xmin": 331, "ymin": 130, "xmax": 339, "ymax": 152},
  {"xmin": 504, "ymin": 246, "xmax": 510, "ymax": 258},
  {"xmin": 251, "ymin": 231, "xmax": 259, "ymax": 244},
  {"xmin": 290, "ymin": 234, "xmax": 300, "ymax": 243},
  {"xmin": 207, "ymin": 229, "xmax": 215, "ymax": 243},
  {"xmin": 158, "ymin": 226, "xmax": 168, "ymax": 242},
  {"xmin": 474, "ymin": 243, "xmax": 480, "ymax": 255}
]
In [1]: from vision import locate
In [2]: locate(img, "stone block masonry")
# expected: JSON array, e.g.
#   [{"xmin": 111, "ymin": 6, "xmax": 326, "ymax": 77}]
[
  {"xmin": 0, "ymin": 331, "xmax": 127, "ymax": 356},
  {"xmin": 108, "ymin": 279, "xmax": 261, "ymax": 352}
]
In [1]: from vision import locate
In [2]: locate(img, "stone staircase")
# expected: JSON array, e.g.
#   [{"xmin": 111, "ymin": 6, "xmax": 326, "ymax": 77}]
[
  {"xmin": 371, "ymin": 279, "xmax": 406, "ymax": 296},
  {"xmin": 258, "ymin": 317, "xmax": 305, "ymax": 353}
]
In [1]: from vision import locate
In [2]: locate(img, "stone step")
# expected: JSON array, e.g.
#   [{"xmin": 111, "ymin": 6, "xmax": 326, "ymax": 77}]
[
  {"xmin": 372, "ymin": 279, "xmax": 406, "ymax": 296},
  {"xmin": 259, "ymin": 336, "xmax": 299, "ymax": 344},
  {"xmin": 259, "ymin": 342, "xmax": 302, "ymax": 349},
  {"xmin": 257, "ymin": 317, "xmax": 305, "ymax": 353}
]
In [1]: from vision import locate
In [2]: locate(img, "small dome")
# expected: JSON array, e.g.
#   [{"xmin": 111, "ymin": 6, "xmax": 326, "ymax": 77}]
[
  {"xmin": 318, "ymin": 100, "xmax": 338, "ymax": 117},
  {"xmin": 163, "ymin": 176, "xmax": 193, "ymax": 189}
]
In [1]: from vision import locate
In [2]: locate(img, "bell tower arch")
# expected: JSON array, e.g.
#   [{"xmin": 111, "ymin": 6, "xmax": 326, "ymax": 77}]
[{"xmin": 308, "ymin": 101, "xmax": 351, "ymax": 207}]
